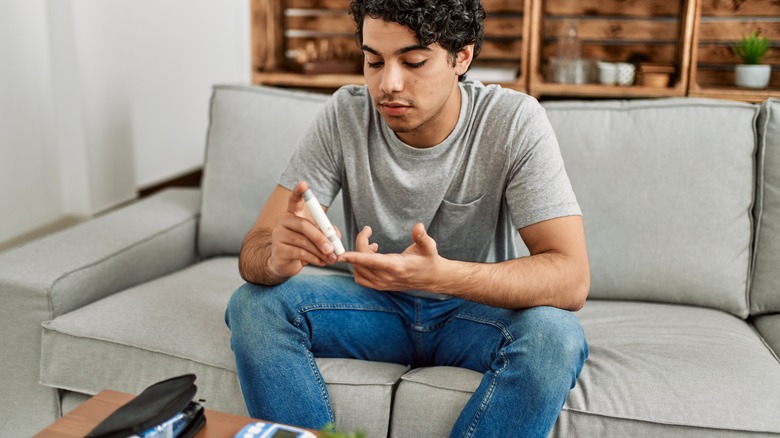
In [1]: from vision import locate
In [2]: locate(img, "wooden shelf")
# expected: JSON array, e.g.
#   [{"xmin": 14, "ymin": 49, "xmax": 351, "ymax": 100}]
[
  {"xmin": 253, "ymin": 71, "xmax": 364, "ymax": 89},
  {"xmin": 531, "ymin": 83, "xmax": 687, "ymax": 99},
  {"xmin": 688, "ymin": 0, "xmax": 780, "ymax": 102},
  {"xmin": 688, "ymin": 86, "xmax": 780, "ymax": 103}
]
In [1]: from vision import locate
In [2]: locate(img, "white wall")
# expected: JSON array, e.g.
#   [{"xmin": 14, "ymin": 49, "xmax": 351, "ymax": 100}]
[
  {"xmin": 0, "ymin": 0, "xmax": 61, "ymax": 244},
  {"xmin": 1, "ymin": 0, "xmax": 250, "ymax": 246}
]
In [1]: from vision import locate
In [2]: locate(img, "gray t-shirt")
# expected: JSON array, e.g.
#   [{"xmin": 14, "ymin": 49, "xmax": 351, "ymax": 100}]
[{"xmin": 279, "ymin": 81, "xmax": 580, "ymax": 298}]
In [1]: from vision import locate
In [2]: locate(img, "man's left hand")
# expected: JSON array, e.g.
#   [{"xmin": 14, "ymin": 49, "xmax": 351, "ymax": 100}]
[{"xmin": 339, "ymin": 223, "xmax": 441, "ymax": 292}]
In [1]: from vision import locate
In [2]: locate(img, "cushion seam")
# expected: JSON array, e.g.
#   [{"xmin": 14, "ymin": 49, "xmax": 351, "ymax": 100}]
[{"xmin": 398, "ymin": 377, "xmax": 476, "ymax": 395}]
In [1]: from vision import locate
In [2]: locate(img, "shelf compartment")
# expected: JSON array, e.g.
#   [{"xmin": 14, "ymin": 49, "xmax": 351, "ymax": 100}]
[
  {"xmin": 528, "ymin": 0, "xmax": 697, "ymax": 99},
  {"xmin": 688, "ymin": 0, "xmax": 780, "ymax": 102}
]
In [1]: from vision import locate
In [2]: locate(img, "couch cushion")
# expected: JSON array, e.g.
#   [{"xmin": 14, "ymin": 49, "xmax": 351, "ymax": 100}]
[
  {"xmin": 198, "ymin": 85, "xmax": 347, "ymax": 258},
  {"xmin": 40, "ymin": 258, "xmax": 408, "ymax": 437},
  {"xmin": 390, "ymin": 367, "xmax": 480, "ymax": 438},
  {"xmin": 388, "ymin": 300, "xmax": 780, "ymax": 437},
  {"xmin": 543, "ymin": 98, "xmax": 758, "ymax": 317},
  {"xmin": 754, "ymin": 313, "xmax": 780, "ymax": 359},
  {"xmin": 752, "ymin": 98, "xmax": 780, "ymax": 315}
]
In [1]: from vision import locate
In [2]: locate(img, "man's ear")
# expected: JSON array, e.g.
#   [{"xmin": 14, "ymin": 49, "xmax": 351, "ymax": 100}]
[{"xmin": 455, "ymin": 44, "xmax": 475, "ymax": 76}]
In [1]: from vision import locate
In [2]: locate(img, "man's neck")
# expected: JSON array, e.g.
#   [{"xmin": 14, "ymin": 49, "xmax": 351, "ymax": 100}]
[{"xmin": 396, "ymin": 82, "xmax": 462, "ymax": 149}]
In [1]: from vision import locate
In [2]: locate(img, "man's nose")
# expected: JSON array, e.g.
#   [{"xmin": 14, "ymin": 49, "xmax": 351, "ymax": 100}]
[{"xmin": 380, "ymin": 63, "xmax": 404, "ymax": 94}]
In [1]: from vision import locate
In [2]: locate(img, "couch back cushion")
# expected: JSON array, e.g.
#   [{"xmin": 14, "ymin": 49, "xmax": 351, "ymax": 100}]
[
  {"xmin": 752, "ymin": 98, "xmax": 780, "ymax": 315},
  {"xmin": 543, "ymin": 98, "xmax": 758, "ymax": 318},
  {"xmin": 198, "ymin": 85, "xmax": 337, "ymax": 258}
]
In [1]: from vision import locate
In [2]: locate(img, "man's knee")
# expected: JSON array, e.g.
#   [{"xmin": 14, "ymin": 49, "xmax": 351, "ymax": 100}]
[{"xmin": 508, "ymin": 306, "xmax": 588, "ymax": 375}]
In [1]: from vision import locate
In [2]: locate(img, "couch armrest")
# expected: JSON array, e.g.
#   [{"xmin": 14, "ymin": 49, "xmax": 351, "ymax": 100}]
[
  {"xmin": 0, "ymin": 187, "xmax": 201, "ymax": 436},
  {"xmin": 0, "ymin": 188, "xmax": 201, "ymax": 316}
]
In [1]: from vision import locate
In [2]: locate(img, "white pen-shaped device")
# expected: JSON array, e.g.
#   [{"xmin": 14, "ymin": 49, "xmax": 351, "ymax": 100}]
[{"xmin": 302, "ymin": 189, "xmax": 345, "ymax": 255}]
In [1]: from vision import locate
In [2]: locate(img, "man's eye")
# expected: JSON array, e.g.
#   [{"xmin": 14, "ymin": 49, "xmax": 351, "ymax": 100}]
[
  {"xmin": 366, "ymin": 61, "xmax": 384, "ymax": 68},
  {"xmin": 406, "ymin": 60, "xmax": 426, "ymax": 69}
]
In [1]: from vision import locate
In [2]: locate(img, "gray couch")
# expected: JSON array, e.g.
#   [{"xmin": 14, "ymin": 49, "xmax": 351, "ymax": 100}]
[{"xmin": 2, "ymin": 83, "xmax": 780, "ymax": 437}]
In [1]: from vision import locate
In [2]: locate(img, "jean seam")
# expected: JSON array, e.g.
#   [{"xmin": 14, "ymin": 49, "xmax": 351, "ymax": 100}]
[
  {"xmin": 453, "ymin": 314, "xmax": 516, "ymax": 343},
  {"xmin": 464, "ymin": 349, "xmax": 509, "ymax": 438},
  {"xmin": 452, "ymin": 313, "xmax": 513, "ymax": 437},
  {"xmin": 298, "ymin": 303, "xmax": 398, "ymax": 313},
  {"xmin": 294, "ymin": 313, "xmax": 335, "ymax": 424}
]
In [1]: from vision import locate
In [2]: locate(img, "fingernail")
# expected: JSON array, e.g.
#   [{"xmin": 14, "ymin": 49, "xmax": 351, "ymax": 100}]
[
  {"xmin": 328, "ymin": 254, "xmax": 337, "ymax": 264},
  {"xmin": 323, "ymin": 242, "xmax": 334, "ymax": 253}
]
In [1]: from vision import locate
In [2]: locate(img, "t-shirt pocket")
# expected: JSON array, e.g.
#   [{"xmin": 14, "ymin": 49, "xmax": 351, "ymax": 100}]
[{"xmin": 428, "ymin": 195, "xmax": 497, "ymax": 262}]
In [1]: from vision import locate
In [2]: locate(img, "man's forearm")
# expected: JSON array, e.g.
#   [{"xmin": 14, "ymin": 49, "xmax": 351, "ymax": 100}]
[
  {"xmin": 238, "ymin": 228, "xmax": 287, "ymax": 286},
  {"xmin": 431, "ymin": 252, "xmax": 589, "ymax": 311}
]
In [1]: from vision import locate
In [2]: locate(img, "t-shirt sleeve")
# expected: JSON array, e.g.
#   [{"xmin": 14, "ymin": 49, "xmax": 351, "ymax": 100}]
[
  {"xmin": 277, "ymin": 95, "xmax": 344, "ymax": 207},
  {"xmin": 505, "ymin": 104, "xmax": 581, "ymax": 229}
]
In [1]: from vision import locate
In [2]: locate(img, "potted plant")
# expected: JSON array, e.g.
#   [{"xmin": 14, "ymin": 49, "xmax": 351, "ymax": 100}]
[{"xmin": 732, "ymin": 31, "xmax": 772, "ymax": 89}]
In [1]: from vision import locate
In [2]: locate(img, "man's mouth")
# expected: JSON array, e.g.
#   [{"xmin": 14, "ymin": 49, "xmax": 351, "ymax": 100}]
[{"xmin": 379, "ymin": 101, "xmax": 411, "ymax": 116}]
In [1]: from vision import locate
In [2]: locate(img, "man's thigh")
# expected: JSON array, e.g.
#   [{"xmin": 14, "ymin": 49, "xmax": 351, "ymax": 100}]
[
  {"xmin": 271, "ymin": 274, "xmax": 416, "ymax": 365},
  {"xmin": 430, "ymin": 302, "xmax": 585, "ymax": 373}
]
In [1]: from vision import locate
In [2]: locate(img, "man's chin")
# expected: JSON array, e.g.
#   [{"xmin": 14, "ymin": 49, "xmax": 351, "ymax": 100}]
[{"xmin": 381, "ymin": 116, "xmax": 415, "ymax": 134}]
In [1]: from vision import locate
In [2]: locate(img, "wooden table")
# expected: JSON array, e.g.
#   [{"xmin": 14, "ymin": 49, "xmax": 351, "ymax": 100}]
[{"xmin": 34, "ymin": 390, "xmax": 260, "ymax": 437}]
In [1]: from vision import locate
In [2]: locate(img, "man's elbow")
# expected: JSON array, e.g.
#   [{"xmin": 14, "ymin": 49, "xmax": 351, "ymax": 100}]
[{"xmin": 568, "ymin": 263, "xmax": 590, "ymax": 311}]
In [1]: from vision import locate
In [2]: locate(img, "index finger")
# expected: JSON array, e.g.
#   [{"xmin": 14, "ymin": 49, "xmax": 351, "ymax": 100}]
[{"xmin": 339, "ymin": 251, "xmax": 389, "ymax": 269}]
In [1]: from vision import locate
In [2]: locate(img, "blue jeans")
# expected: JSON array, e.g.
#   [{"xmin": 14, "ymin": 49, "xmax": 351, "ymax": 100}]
[{"xmin": 225, "ymin": 274, "xmax": 587, "ymax": 438}]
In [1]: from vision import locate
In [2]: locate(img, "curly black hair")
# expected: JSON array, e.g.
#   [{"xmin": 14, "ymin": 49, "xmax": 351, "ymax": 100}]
[{"xmin": 349, "ymin": 0, "xmax": 485, "ymax": 80}]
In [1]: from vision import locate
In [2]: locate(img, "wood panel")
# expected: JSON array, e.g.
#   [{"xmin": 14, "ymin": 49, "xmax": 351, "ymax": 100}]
[
  {"xmin": 285, "ymin": 15, "xmax": 523, "ymax": 38},
  {"xmin": 697, "ymin": 21, "xmax": 780, "ymax": 42},
  {"xmin": 543, "ymin": 18, "xmax": 679, "ymax": 42},
  {"xmin": 700, "ymin": 0, "xmax": 780, "ymax": 16},
  {"xmin": 542, "ymin": 42, "xmax": 677, "ymax": 64},
  {"xmin": 697, "ymin": 45, "xmax": 780, "ymax": 65},
  {"xmin": 544, "ymin": 0, "xmax": 680, "ymax": 17}
]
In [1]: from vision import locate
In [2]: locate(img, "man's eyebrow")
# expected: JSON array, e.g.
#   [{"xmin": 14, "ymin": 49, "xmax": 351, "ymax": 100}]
[{"xmin": 360, "ymin": 44, "xmax": 431, "ymax": 56}]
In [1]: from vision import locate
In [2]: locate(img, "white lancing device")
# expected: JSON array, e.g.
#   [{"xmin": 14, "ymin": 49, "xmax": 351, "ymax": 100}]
[{"xmin": 302, "ymin": 189, "xmax": 346, "ymax": 255}]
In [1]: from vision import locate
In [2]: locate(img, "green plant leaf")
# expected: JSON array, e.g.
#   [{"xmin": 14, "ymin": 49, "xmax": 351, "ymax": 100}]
[
  {"xmin": 732, "ymin": 31, "xmax": 771, "ymax": 65},
  {"xmin": 318, "ymin": 423, "xmax": 367, "ymax": 438}
]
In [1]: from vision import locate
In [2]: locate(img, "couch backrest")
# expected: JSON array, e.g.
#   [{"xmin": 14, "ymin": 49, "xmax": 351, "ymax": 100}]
[
  {"xmin": 543, "ymin": 98, "xmax": 758, "ymax": 318},
  {"xmin": 198, "ymin": 85, "xmax": 343, "ymax": 258},
  {"xmin": 752, "ymin": 98, "xmax": 780, "ymax": 316},
  {"xmin": 199, "ymin": 85, "xmax": 764, "ymax": 318}
]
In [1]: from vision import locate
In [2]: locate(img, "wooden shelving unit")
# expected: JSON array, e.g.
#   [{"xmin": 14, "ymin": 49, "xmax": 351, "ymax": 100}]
[
  {"xmin": 249, "ymin": 0, "xmax": 780, "ymax": 102},
  {"xmin": 688, "ymin": 0, "xmax": 780, "ymax": 103},
  {"xmin": 527, "ymin": 0, "xmax": 696, "ymax": 99}
]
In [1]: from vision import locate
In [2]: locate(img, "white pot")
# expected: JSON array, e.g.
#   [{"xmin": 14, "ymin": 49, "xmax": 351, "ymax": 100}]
[{"xmin": 735, "ymin": 64, "xmax": 771, "ymax": 89}]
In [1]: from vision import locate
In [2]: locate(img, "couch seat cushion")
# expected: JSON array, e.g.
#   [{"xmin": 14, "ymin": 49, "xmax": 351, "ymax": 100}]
[
  {"xmin": 389, "ymin": 300, "xmax": 780, "ymax": 437},
  {"xmin": 40, "ymin": 257, "xmax": 408, "ymax": 437}
]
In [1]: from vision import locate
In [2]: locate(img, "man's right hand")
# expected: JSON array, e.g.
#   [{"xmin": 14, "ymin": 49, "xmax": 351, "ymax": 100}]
[{"xmin": 238, "ymin": 181, "xmax": 339, "ymax": 285}]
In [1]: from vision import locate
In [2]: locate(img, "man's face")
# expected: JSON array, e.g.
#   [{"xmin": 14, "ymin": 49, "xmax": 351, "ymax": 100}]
[{"xmin": 360, "ymin": 18, "xmax": 472, "ymax": 148}]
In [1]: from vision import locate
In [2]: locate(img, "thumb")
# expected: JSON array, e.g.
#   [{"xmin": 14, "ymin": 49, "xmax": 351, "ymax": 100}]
[
  {"xmin": 411, "ymin": 223, "xmax": 437, "ymax": 255},
  {"xmin": 288, "ymin": 180, "xmax": 308, "ymax": 216}
]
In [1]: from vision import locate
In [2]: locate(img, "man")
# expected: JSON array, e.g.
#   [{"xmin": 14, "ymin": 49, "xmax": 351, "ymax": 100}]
[{"xmin": 225, "ymin": 0, "xmax": 589, "ymax": 436}]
